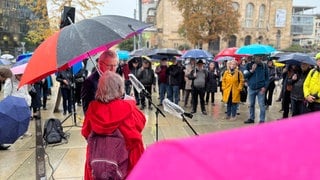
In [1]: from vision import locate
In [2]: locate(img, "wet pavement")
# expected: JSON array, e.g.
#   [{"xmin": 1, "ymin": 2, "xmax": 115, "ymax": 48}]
[{"xmin": 0, "ymin": 83, "xmax": 283, "ymax": 179}]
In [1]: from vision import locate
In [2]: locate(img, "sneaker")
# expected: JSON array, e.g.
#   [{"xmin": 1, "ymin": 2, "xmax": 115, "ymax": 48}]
[
  {"xmin": 265, "ymin": 105, "xmax": 269, "ymax": 110},
  {"xmin": 230, "ymin": 117, "xmax": 237, "ymax": 121},
  {"xmin": 244, "ymin": 119, "xmax": 255, "ymax": 124},
  {"xmin": 202, "ymin": 111, "xmax": 207, "ymax": 115},
  {"xmin": 190, "ymin": 110, "xmax": 196, "ymax": 114},
  {"xmin": 0, "ymin": 144, "xmax": 10, "ymax": 150},
  {"xmin": 224, "ymin": 116, "xmax": 230, "ymax": 120},
  {"xmin": 43, "ymin": 107, "xmax": 47, "ymax": 110},
  {"xmin": 63, "ymin": 111, "xmax": 67, "ymax": 115}
]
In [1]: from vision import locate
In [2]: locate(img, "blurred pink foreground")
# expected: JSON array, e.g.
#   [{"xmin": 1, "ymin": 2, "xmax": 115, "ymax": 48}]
[{"xmin": 128, "ymin": 112, "xmax": 320, "ymax": 180}]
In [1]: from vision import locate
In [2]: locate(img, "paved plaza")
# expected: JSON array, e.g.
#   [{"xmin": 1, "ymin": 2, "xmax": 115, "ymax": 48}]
[{"xmin": 0, "ymin": 83, "xmax": 283, "ymax": 180}]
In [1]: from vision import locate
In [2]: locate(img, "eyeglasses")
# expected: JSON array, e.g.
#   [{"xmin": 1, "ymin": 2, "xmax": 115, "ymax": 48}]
[{"xmin": 99, "ymin": 61, "xmax": 118, "ymax": 68}]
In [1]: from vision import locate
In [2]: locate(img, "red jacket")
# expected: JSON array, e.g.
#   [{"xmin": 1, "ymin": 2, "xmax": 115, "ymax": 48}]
[{"xmin": 82, "ymin": 99, "xmax": 146, "ymax": 180}]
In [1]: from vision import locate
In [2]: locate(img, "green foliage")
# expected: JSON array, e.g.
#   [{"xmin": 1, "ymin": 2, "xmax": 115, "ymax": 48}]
[{"xmin": 118, "ymin": 38, "xmax": 135, "ymax": 51}]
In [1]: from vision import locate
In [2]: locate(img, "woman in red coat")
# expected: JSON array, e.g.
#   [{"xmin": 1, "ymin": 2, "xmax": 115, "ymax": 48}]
[{"xmin": 82, "ymin": 71, "xmax": 146, "ymax": 180}]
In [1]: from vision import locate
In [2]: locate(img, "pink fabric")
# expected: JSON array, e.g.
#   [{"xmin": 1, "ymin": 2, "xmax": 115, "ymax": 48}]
[
  {"xmin": 11, "ymin": 63, "xmax": 27, "ymax": 75},
  {"xmin": 128, "ymin": 112, "xmax": 320, "ymax": 180}
]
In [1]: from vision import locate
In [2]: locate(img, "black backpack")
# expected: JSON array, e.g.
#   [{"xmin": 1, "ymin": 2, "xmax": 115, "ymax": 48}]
[{"xmin": 43, "ymin": 118, "xmax": 66, "ymax": 144}]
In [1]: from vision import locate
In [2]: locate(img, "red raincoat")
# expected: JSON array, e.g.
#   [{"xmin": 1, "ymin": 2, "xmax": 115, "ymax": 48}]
[{"xmin": 82, "ymin": 99, "xmax": 146, "ymax": 180}]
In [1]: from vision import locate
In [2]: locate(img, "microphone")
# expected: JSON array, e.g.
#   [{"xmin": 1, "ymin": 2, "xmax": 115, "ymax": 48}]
[
  {"xmin": 129, "ymin": 73, "xmax": 151, "ymax": 99},
  {"xmin": 163, "ymin": 98, "xmax": 193, "ymax": 119}
]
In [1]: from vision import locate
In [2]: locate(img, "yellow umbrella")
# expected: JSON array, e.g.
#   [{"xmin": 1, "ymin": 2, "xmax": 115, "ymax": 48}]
[{"xmin": 273, "ymin": 60, "xmax": 285, "ymax": 67}]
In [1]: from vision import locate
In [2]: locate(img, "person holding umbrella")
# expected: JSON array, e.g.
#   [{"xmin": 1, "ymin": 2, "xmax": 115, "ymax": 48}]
[
  {"xmin": 243, "ymin": 56, "xmax": 269, "ymax": 124},
  {"xmin": 81, "ymin": 49, "xmax": 119, "ymax": 114}
]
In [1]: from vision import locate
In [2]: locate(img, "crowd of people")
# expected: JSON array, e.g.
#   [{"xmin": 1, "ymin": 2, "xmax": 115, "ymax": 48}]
[{"xmin": 2, "ymin": 49, "xmax": 320, "ymax": 179}]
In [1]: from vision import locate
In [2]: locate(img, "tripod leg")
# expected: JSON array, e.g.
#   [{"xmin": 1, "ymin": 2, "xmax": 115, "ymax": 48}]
[{"xmin": 182, "ymin": 116, "xmax": 198, "ymax": 136}]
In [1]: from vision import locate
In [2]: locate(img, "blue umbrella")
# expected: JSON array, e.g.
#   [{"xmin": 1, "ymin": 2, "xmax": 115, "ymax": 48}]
[
  {"xmin": 236, "ymin": 44, "xmax": 276, "ymax": 55},
  {"xmin": 181, "ymin": 49, "xmax": 213, "ymax": 59},
  {"xmin": 16, "ymin": 52, "xmax": 33, "ymax": 62},
  {"xmin": 277, "ymin": 53, "xmax": 317, "ymax": 66},
  {"xmin": 117, "ymin": 50, "xmax": 130, "ymax": 60},
  {"xmin": 0, "ymin": 96, "xmax": 31, "ymax": 144}
]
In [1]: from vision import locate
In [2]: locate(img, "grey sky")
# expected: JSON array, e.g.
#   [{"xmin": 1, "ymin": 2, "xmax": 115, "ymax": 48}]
[
  {"xmin": 100, "ymin": 0, "xmax": 137, "ymax": 18},
  {"xmin": 293, "ymin": 0, "xmax": 320, "ymax": 13}
]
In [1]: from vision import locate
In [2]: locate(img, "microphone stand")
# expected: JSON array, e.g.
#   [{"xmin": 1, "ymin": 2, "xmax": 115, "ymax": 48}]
[
  {"xmin": 141, "ymin": 90, "xmax": 165, "ymax": 141},
  {"xmin": 181, "ymin": 114, "xmax": 198, "ymax": 136}
]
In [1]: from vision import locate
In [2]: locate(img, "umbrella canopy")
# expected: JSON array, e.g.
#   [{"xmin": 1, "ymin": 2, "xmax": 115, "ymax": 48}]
[
  {"xmin": 0, "ymin": 54, "xmax": 14, "ymax": 60},
  {"xmin": 277, "ymin": 52, "xmax": 317, "ymax": 66},
  {"xmin": 128, "ymin": 112, "xmax": 320, "ymax": 180},
  {"xmin": 0, "ymin": 96, "xmax": 31, "ymax": 144},
  {"xmin": 0, "ymin": 58, "xmax": 11, "ymax": 66},
  {"xmin": 181, "ymin": 49, "xmax": 213, "ymax": 59},
  {"xmin": 16, "ymin": 52, "xmax": 33, "ymax": 62},
  {"xmin": 236, "ymin": 44, "xmax": 276, "ymax": 55},
  {"xmin": 117, "ymin": 50, "xmax": 130, "ymax": 60},
  {"xmin": 11, "ymin": 63, "xmax": 28, "ymax": 75},
  {"xmin": 214, "ymin": 47, "xmax": 249, "ymax": 62},
  {"xmin": 214, "ymin": 56, "xmax": 234, "ymax": 62},
  {"xmin": 152, "ymin": 48, "xmax": 182, "ymax": 56},
  {"xmin": 19, "ymin": 15, "xmax": 151, "ymax": 88},
  {"xmin": 130, "ymin": 48, "xmax": 155, "ymax": 57}
]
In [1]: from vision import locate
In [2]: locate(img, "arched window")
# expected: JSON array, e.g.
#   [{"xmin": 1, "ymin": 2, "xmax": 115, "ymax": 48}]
[
  {"xmin": 208, "ymin": 38, "xmax": 220, "ymax": 51},
  {"xmin": 257, "ymin": 36, "xmax": 263, "ymax": 44},
  {"xmin": 228, "ymin": 35, "xmax": 237, "ymax": 47},
  {"xmin": 232, "ymin": 2, "xmax": 239, "ymax": 11},
  {"xmin": 258, "ymin": 5, "xmax": 266, "ymax": 28},
  {"xmin": 244, "ymin": 36, "xmax": 251, "ymax": 45},
  {"xmin": 245, "ymin": 3, "xmax": 254, "ymax": 28}
]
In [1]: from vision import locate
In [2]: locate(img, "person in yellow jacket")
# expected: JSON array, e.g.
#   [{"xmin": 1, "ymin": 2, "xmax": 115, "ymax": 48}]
[
  {"xmin": 222, "ymin": 60, "xmax": 245, "ymax": 120},
  {"xmin": 303, "ymin": 53, "xmax": 320, "ymax": 112}
]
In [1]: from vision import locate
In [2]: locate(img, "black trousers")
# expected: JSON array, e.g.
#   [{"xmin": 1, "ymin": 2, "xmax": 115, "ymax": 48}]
[{"xmin": 192, "ymin": 87, "xmax": 206, "ymax": 112}]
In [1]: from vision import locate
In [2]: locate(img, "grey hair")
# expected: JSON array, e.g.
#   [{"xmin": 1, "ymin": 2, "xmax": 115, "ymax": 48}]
[{"xmin": 95, "ymin": 71, "xmax": 125, "ymax": 103}]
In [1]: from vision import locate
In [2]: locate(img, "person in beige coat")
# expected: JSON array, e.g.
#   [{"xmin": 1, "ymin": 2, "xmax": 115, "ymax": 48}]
[{"xmin": 221, "ymin": 60, "xmax": 244, "ymax": 120}]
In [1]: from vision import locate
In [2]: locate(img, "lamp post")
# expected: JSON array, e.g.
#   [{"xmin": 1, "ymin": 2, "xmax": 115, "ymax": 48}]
[{"xmin": 21, "ymin": 42, "xmax": 25, "ymax": 54}]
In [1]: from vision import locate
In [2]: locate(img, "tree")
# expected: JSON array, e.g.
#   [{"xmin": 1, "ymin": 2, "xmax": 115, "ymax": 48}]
[
  {"xmin": 118, "ymin": 38, "xmax": 135, "ymax": 51},
  {"xmin": 172, "ymin": 0, "xmax": 240, "ymax": 46},
  {"xmin": 21, "ymin": 0, "xmax": 104, "ymax": 46}
]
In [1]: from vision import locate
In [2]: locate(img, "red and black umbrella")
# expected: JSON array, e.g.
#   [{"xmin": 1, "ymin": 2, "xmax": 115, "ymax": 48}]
[{"xmin": 19, "ymin": 15, "xmax": 151, "ymax": 88}]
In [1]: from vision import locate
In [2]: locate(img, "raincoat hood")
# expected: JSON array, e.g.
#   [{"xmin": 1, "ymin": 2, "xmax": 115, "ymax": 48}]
[{"xmin": 84, "ymin": 99, "xmax": 135, "ymax": 135}]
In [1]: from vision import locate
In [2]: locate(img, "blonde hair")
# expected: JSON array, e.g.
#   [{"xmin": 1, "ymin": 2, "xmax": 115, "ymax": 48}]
[{"xmin": 95, "ymin": 71, "xmax": 125, "ymax": 103}]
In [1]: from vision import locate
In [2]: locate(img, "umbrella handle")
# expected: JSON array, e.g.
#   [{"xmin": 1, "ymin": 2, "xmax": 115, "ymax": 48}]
[{"xmin": 87, "ymin": 52, "xmax": 102, "ymax": 76}]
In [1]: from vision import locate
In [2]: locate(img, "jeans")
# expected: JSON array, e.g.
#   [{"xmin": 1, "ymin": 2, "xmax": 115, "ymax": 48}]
[
  {"xmin": 248, "ymin": 87, "xmax": 266, "ymax": 122},
  {"xmin": 291, "ymin": 99, "xmax": 308, "ymax": 116},
  {"xmin": 61, "ymin": 87, "xmax": 72, "ymax": 113},
  {"xmin": 167, "ymin": 85, "xmax": 180, "ymax": 104},
  {"xmin": 159, "ymin": 83, "xmax": 167, "ymax": 104}
]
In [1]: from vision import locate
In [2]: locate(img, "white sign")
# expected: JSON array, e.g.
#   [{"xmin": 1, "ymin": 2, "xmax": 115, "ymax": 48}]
[{"xmin": 275, "ymin": 9, "xmax": 286, "ymax": 27}]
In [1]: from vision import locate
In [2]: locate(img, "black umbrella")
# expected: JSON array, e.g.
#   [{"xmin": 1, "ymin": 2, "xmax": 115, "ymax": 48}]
[
  {"xmin": 277, "ymin": 53, "xmax": 317, "ymax": 66},
  {"xmin": 152, "ymin": 48, "xmax": 182, "ymax": 56}
]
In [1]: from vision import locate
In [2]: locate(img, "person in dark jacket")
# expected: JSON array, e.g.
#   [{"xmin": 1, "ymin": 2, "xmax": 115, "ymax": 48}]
[
  {"xmin": 243, "ymin": 56, "xmax": 269, "ymax": 123},
  {"xmin": 129, "ymin": 58, "xmax": 141, "ymax": 105},
  {"xmin": 74, "ymin": 66, "xmax": 88, "ymax": 106},
  {"xmin": 291, "ymin": 63, "xmax": 312, "ymax": 116},
  {"xmin": 265, "ymin": 60, "xmax": 278, "ymax": 110},
  {"xmin": 205, "ymin": 61, "xmax": 219, "ymax": 105},
  {"xmin": 81, "ymin": 49, "xmax": 119, "ymax": 114},
  {"xmin": 188, "ymin": 59, "xmax": 208, "ymax": 115},
  {"xmin": 166, "ymin": 58, "xmax": 184, "ymax": 104},
  {"xmin": 155, "ymin": 58, "xmax": 168, "ymax": 106},
  {"xmin": 137, "ymin": 57, "xmax": 155, "ymax": 110},
  {"xmin": 56, "ymin": 68, "xmax": 73, "ymax": 115}
]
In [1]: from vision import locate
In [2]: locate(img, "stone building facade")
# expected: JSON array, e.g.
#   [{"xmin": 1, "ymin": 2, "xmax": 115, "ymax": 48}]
[{"xmin": 153, "ymin": 0, "xmax": 293, "ymax": 53}]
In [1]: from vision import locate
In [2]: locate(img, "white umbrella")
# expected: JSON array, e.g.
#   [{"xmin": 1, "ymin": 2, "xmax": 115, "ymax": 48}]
[{"xmin": 1, "ymin": 54, "xmax": 14, "ymax": 60}]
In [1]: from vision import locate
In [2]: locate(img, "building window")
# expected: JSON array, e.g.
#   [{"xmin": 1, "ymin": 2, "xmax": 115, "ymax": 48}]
[
  {"xmin": 228, "ymin": 35, "xmax": 237, "ymax": 47},
  {"xmin": 232, "ymin": 2, "xmax": 239, "ymax": 11},
  {"xmin": 244, "ymin": 35, "xmax": 251, "ymax": 45},
  {"xmin": 258, "ymin": 5, "xmax": 265, "ymax": 28},
  {"xmin": 208, "ymin": 38, "xmax": 220, "ymax": 51},
  {"xmin": 245, "ymin": 3, "xmax": 254, "ymax": 28}
]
